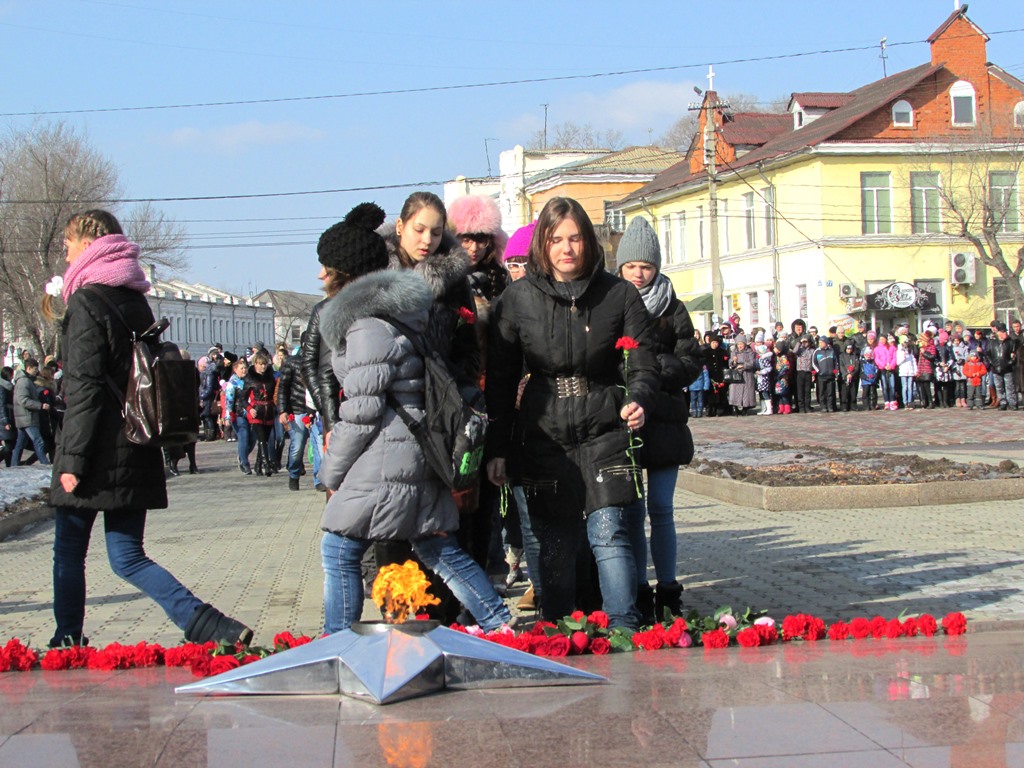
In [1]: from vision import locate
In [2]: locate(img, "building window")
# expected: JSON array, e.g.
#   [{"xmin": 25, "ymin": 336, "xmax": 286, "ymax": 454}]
[
  {"xmin": 675, "ymin": 211, "xmax": 687, "ymax": 263},
  {"xmin": 660, "ymin": 215, "xmax": 672, "ymax": 264},
  {"xmin": 604, "ymin": 202, "xmax": 625, "ymax": 233},
  {"xmin": 748, "ymin": 292, "xmax": 759, "ymax": 325},
  {"xmin": 950, "ymin": 81, "xmax": 976, "ymax": 126},
  {"xmin": 892, "ymin": 99, "xmax": 914, "ymax": 127},
  {"xmin": 766, "ymin": 289, "xmax": 777, "ymax": 324},
  {"xmin": 910, "ymin": 171, "xmax": 942, "ymax": 234},
  {"xmin": 1015, "ymin": 102, "xmax": 1024, "ymax": 129},
  {"xmin": 696, "ymin": 205, "xmax": 705, "ymax": 260},
  {"xmin": 743, "ymin": 192, "xmax": 756, "ymax": 250},
  {"xmin": 990, "ymin": 171, "xmax": 1020, "ymax": 233},
  {"xmin": 861, "ymin": 172, "xmax": 892, "ymax": 235},
  {"xmin": 719, "ymin": 199, "xmax": 730, "ymax": 254},
  {"xmin": 797, "ymin": 284, "xmax": 808, "ymax": 319},
  {"xmin": 762, "ymin": 187, "xmax": 775, "ymax": 246}
]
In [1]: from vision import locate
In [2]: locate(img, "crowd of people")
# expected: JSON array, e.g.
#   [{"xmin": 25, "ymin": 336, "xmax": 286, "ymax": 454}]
[
  {"xmin": 8, "ymin": 197, "xmax": 1021, "ymax": 649},
  {"xmin": 691, "ymin": 316, "xmax": 1023, "ymax": 417}
]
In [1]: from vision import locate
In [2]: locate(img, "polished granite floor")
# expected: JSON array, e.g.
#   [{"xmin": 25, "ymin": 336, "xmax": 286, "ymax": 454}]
[{"xmin": 2, "ymin": 629, "xmax": 1023, "ymax": 767}]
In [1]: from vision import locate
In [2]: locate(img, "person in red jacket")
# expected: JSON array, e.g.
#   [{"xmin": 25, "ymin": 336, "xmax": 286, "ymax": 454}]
[{"xmin": 962, "ymin": 350, "xmax": 988, "ymax": 410}]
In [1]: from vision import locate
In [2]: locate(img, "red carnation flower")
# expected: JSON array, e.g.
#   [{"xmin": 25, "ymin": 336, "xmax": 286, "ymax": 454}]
[
  {"xmin": 883, "ymin": 619, "xmax": 904, "ymax": 639},
  {"xmin": 590, "ymin": 637, "xmax": 611, "ymax": 655},
  {"xmin": 665, "ymin": 617, "xmax": 688, "ymax": 646},
  {"xmin": 917, "ymin": 614, "xmax": 938, "ymax": 637},
  {"xmin": 702, "ymin": 629, "xmax": 730, "ymax": 649},
  {"xmin": 804, "ymin": 616, "xmax": 826, "ymax": 641},
  {"xmin": 755, "ymin": 623, "xmax": 778, "ymax": 645},
  {"xmin": 901, "ymin": 618, "xmax": 919, "ymax": 637},
  {"xmin": 848, "ymin": 617, "xmax": 871, "ymax": 639},
  {"xmin": 615, "ymin": 336, "xmax": 639, "ymax": 351},
  {"xmin": 827, "ymin": 621, "xmax": 850, "ymax": 641},
  {"xmin": 736, "ymin": 627, "xmax": 761, "ymax": 648},
  {"xmin": 869, "ymin": 616, "xmax": 888, "ymax": 638},
  {"xmin": 634, "ymin": 630, "xmax": 665, "ymax": 651},
  {"xmin": 457, "ymin": 306, "xmax": 476, "ymax": 324},
  {"xmin": 942, "ymin": 612, "xmax": 967, "ymax": 636}
]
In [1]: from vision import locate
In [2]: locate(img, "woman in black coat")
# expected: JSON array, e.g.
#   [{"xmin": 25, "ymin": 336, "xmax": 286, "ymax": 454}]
[
  {"xmin": 44, "ymin": 210, "xmax": 251, "ymax": 648},
  {"xmin": 703, "ymin": 332, "xmax": 730, "ymax": 416},
  {"xmin": 486, "ymin": 197, "xmax": 658, "ymax": 630}
]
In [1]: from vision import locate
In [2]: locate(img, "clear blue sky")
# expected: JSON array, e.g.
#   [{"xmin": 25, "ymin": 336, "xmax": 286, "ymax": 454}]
[{"xmin": 2, "ymin": 1, "xmax": 1021, "ymax": 296}]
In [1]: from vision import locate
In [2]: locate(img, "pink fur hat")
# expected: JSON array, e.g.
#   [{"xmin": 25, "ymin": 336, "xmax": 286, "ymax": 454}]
[{"xmin": 448, "ymin": 194, "xmax": 508, "ymax": 259}]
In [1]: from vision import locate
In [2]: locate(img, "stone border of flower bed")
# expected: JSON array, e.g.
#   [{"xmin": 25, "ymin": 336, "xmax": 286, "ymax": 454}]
[
  {"xmin": 0, "ymin": 497, "xmax": 52, "ymax": 542},
  {"xmin": 680, "ymin": 470, "xmax": 1024, "ymax": 511}
]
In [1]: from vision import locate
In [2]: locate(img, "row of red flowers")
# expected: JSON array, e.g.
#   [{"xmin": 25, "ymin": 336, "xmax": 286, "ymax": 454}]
[{"xmin": 0, "ymin": 610, "xmax": 968, "ymax": 678}]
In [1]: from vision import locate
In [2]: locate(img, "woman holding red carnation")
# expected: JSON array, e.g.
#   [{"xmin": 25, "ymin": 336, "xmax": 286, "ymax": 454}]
[{"xmin": 486, "ymin": 197, "xmax": 658, "ymax": 631}]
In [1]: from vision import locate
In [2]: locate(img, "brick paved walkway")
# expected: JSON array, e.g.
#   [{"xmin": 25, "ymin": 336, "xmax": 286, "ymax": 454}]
[{"xmin": 3, "ymin": 404, "xmax": 1023, "ymax": 648}]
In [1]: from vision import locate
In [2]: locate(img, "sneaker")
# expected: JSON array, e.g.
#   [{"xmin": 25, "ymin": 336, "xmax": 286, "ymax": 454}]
[
  {"xmin": 239, "ymin": 463, "xmax": 252, "ymax": 475},
  {"xmin": 313, "ymin": 482, "xmax": 326, "ymax": 492},
  {"xmin": 288, "ymin": 478, "xmax": 299, "ymax": 491}
]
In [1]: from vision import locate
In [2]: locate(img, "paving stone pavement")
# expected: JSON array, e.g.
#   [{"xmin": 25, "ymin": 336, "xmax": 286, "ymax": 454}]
[{"xmin": 2, "ymin": 413, "xmax": 1023, "ymax": 648}]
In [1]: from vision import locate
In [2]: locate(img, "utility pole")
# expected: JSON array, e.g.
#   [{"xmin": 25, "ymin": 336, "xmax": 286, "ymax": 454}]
[
  {"xmin": 879, "ymin": 37, "xmax": 888, "ymax": 78},
  {"xmin": 541, "ymin": 103, "xmax": 549, "ymax": 150},
  {"xmin": 689, "ymin": 66, "xmax": 729, "ymax": 321},
  {"xmin": 484, "ymin": 138, "xmax": 498, "ymax": 177}
]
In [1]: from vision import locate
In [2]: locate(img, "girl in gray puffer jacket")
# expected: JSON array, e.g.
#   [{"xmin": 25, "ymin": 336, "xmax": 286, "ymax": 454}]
[{"xmin": 316, "ymin": 203, "xmax": 510, "ymax": 634}]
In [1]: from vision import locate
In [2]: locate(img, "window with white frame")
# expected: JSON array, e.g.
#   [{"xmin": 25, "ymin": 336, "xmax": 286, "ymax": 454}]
[
  {"xmin": 675, "ymin": 211, "xmax": 687, "ymax": 263},
  {"xmin": 719, "ymin": 199, "xmax": 730, "ymax": 253},
  {"xmin": 762, "ymin": 187, "xmax": 775, "ymax": 246},
  {"xmin": 1016, "ymin": 102, "xmax": 1024, "ymax": 129},
  {"xmin": 766, "ymin": 289, "xmax": 777, "ymax": 324},
  {"xmin": 748, "ymin": 292, "xmax": 759, "ymax": 325},
  {"xmin": 892, "ymin": 100, "xmax": 914, "ymax": 127},
  {"xmin": 696, "ymin": 205, "xmax": 705, "ymax": 259},
  {"xmin": 990, "ymin": 171, "xmax": 1020, "ymax": 233},
  {"xmin": 861, "ymin": 172, "xmax": 892, "ymax": 234},
  {"xmin": 743, "ymin": 192, "xmax": 756, "ymax": 249},
  {"xmin": 950, "ymin": 80, "xmax": 976, "ymax": 126},
  {"xmin": 660, "ymin": 215, "xmax": 673, "ymax": 264},
  {"xmin": 910, "ymin": 171, "xmax": 942, "ymax": 234},
  {"xmin": 604, "ymin": 202, "xmax": 625, "ymax": 232},
  {"xmin": 797, "ymin": 284, "xmax": 808, "ymax": 319}
]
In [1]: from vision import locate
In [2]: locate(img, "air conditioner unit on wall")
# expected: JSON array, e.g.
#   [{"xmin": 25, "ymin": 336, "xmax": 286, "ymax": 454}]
[
  {"xmin": 839, "ymin": 283, "xmax": 858, "ymax": 298},
  {"xmin": 950, "ymin": 252, "xmax": 976, "ymax": 285}
]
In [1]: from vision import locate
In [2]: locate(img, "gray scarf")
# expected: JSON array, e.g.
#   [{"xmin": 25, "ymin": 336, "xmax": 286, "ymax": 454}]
[{"xmin": 639, "ymin": 273, "xmax": 674, "ymax": 318}]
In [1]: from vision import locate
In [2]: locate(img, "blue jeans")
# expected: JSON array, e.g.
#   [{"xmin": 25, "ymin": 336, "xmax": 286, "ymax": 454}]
[
  {"xmin": 13, "ymin": 425, "xmax": 49, "ymax": 466},
  {"xmin": 233, "ymin": 416, "xmax": 251, "ymax": 470},
  {"xmin": 530, "ymin": 506, "xmax": 638, "ymax": 630},
  {"xmin": 879, "ymin": 370, "xmax": 896, "ymax": 402},
  {"xmin": 321, "ymin": 531, "xmax": 511, "ymax": 634},
  {"xmin": 51, "ymin": 507, "xmax": 202, "ymax": 646},
  {"xmin": 309, "ymin": 416, "xmax": 324, "ymax": 487},
  {"xmin": 624, "ymin": 466, "xmax": 680, "ymax": 586},
  {"xmin": 901, "ymin": 376, "xmax": 915, "ymax": 405},
  {"xmin": 512, "ymin": 486, "xmax": 542, "ymax": 602},
  {"xmin": 286, "ymin": 417, "xmax": 310, "ymax": 480}
]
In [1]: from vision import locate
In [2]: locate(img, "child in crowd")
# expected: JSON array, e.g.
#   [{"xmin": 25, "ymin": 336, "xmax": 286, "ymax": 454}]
[
  {"xmin": 224, "ymin": 359, "xmax": 251, "ymax": 472},
  {"xmin": 962, "ymin": 350, "xmax": 988, "ymax": 410},
  {"xmin": 773, "ymin": 340, "xmax": 792, "ymax": 414},
  {"xmin": 838, "ymin": 340, "xmax": 860, "ymax": 412},
  {"xmin": 243, "ymin": 350, "xmax": 277, "ymax": 476},
  {"xmin": 859, "ymin": 347, "xmax": 879, "ymax": 410},
  {"xmin": 754, "ymin": 333, "xmax": 774, "ymax": 415},
  {"xmin": 897, "ymin": 335, "xmax": 918, "ymax": 409},
  {"xmin": 688, "ymin": 357, "xmax": 710, "ymax": 418}
]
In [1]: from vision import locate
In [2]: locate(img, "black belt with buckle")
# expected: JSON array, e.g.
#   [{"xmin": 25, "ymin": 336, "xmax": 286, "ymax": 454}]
[{"xmin": 555, "ymin": 375, "xmax": 589, "ymax": 398}]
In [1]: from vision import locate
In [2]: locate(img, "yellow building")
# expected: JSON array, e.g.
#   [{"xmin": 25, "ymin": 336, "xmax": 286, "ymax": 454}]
[{"xmin": 616, "ymin": 6, "xmax": 1024, "ymax": 333}]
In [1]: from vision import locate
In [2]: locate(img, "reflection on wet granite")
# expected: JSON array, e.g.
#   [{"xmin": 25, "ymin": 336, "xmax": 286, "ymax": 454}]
[{"xmin": 4, "ymin": 631, "xmax": 1024, "ymax": 766}]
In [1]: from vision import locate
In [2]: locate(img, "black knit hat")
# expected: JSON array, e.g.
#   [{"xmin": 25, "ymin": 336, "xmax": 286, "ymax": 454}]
[{"xmin": 317, "ymin": 202, "xmax": 388, "ymax": 276}]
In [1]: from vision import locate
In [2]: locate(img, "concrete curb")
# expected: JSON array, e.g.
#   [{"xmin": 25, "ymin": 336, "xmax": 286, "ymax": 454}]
[
  {"xmin": 0, "ymin": 499, "xmax": 53, "ymax": 541},
  {"xmin": 680, "ymin": 471, "xmax": 1024, "ymax": 511}
]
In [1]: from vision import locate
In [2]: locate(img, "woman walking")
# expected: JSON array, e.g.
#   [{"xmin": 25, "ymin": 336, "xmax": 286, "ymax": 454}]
[
  {"xmin": 486, "ymin": 197, "xmax": 658, "ymax": 630},
  {"xmin": 44, "ymin": 210, "xmax": 251, "ymax": 648}
]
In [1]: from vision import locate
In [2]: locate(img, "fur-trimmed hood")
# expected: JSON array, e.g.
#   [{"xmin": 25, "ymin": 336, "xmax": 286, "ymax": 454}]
[
  {"xmin": 379, "ymin": 222, "xmax": 472, "ymax": 302},
  {"xmin": 319, "ymin": 269, "xmax": 434, "ymax": 351}
]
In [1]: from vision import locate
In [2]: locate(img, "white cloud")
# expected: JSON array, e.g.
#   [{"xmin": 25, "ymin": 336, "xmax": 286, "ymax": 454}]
[
  {"xmin": 159, "ymin": 121, "xmax": 327, "ymax": 154},
  {"xmin": 499, "ymin": 80, "xmax": 700, "ymax": 143}
]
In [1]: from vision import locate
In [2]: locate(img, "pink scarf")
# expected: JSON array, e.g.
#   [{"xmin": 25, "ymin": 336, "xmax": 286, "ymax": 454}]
[{"xmin": 62, "ymin": 234, "xmax": 151, "ymax": 303}]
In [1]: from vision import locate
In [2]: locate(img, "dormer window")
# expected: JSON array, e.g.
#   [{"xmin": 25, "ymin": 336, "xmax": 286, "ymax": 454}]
[
  {"xmin": 950, "ymin": 81, "xmax": 976, "ymax": 126},
  {"xmin": 892, "ymin": 100, "xmax": 914, "ymax": 128},
  {"xmin": 795, "ymin": 110, "xmax": 804, "ymax": 128},
  {"xmin": 1015, "ymin": 102, "xmax": 1024, "ymax": 129}
]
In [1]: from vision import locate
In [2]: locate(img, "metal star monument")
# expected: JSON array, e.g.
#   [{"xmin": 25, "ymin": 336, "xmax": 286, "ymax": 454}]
[{"xmin": 176, "ymin": 622, "xmax": 606, "ymax": 705}]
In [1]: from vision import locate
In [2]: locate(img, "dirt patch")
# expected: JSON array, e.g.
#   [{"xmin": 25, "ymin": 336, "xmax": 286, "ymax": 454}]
[
  {"xmin": 0, "ymin": 493, "xmax": 49, "ymax": 521},
  {"xmin": 690, "ymin": 441, "xmax": 1022, "ymax": 487}
]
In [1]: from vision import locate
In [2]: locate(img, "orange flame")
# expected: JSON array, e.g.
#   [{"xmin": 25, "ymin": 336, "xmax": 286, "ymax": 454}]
[
  {"xmin": 371, "ymin": 561, "xmax": 440, "ymax": 624},
  {"xmin": 378, "ymin": 721, "xmax": 433, "ymax": 768}
]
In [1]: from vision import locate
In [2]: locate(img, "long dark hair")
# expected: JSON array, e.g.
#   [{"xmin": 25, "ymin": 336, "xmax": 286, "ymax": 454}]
[{"xmin": 526, "ymin": 197, "xmax": 601, "ymax": 279}]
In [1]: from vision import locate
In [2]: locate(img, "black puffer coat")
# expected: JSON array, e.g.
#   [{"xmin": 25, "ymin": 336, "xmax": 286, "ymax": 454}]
[
  {"xmin": 487, "ymin": 264, "xmax": 658, "ymax": 518},
  {"xmin": 50, "ymin": 285, "xmax": 167, "ymax": 511},
  {"xmin": 301, "ymin": 297, "xmax": 341, "ymax": 431},
  {"xmin": 276, "ymin": 353, "xmax": 312, "ymax": 416},
  {"xmin": 637, "ymin": 293, "xmax": 700, "ymax": 468}
]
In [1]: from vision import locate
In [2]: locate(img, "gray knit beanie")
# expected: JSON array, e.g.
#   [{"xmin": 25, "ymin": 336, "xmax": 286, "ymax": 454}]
[{"xmin": 615, "ymin": 216, "xmax": 661, "ymax": 273}]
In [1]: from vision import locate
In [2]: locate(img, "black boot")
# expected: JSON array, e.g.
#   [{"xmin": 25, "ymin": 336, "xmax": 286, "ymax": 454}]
[
  {"xmin": 635, "ymin": 583, "xmax": 656, "ymax": 626},
  {"xmin": 166, "ymin": 457, "xmax": 180, "ymax": 477},
  {"xmin": 184, "ymin": 603, "xmax": 253, "ymax": 646},
  {"xmin": 655, "ymin": 581, "xmax": 685, "ymax": 621}
]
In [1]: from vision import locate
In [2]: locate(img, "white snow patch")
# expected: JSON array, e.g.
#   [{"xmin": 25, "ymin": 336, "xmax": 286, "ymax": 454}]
[{"xmin": 0, "ymin": 466, "xmax": 52, "ymax": 508}]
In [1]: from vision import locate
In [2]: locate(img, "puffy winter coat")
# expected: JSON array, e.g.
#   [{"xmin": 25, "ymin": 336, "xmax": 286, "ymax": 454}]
[
  {"xmin": 241, "ymin": 366, "xmax": 276, "ymax": 426},
  {"xmin": 917, "ymin": 339, "xmax": 937, "ymax": 380},
  {"xmin": 487, "ymin": 263, "xmax": 658, "ymax": 518},
  {"xmin": 727, "ymin": 346, "xmax": 757, "ymax": 408},
  {"xmin": 987, "ymin": 336, "xmax": 1015, "ymax": 375},
  {"xmin": 198, "ymin": 358, "xmax": 222, "ymax": 403},
  {"xmin": 897, "ymin": 345, "xmax": 918, "ymax": 377},
  {"xmin": 276, "ymin": 353, "xmax": 313, "ymax": 416},
  {"xmin": 638, "ymin": 291, "xmax": 700, "ymax": 468},
  {"xmin": 12, "ymin": 373, "xmax": 44, "ymax": 428},
  {"xmin": 49, "ymin": 285, "xmax": 167, "ymax": 511},
  {"xmin": 301, "ymin": 297, "xmax": 342, "ymax": 432},
  {"xmin": 873, "ymin": 341, "xmax": 897, "ymax": 371},
  {"xmin": 318, "ymin": 269, "xmax": 457, "ymax": 540}
]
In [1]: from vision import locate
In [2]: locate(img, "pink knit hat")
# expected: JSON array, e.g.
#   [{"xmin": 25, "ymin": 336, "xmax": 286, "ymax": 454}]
[{"xmin": 504, "ymin": 221, "xmax": 536, "ymax": 262}]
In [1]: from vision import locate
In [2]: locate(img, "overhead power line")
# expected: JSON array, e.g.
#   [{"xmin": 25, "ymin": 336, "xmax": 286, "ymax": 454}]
[{"xmin": 3, "ymin": 28, "xmax": 1021, "ymax": 118}]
